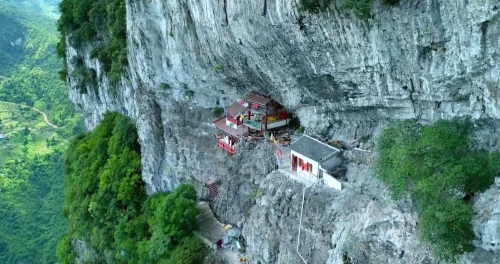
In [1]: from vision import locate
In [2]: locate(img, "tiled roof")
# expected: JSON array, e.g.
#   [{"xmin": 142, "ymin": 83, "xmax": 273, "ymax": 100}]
[
  {"xmin": 289, "ymin": 135, "xmax": 340, "ymax": 163},
  {"xmin": 212, "ymin": 117, "xmax": 246, "ymax": 137},
  {"xmin": 320, "ymin": 157, "xmax": 341, "ymax": 171},
  {"xmin": 245, "ymin": 94, "xmax": 271, "ymax": 105},
  {"xmin": 226, "ymin": 103, "xmax": 247, "ymax": 117}
]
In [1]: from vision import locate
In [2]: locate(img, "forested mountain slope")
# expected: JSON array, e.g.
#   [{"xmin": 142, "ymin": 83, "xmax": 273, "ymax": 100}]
[
  {"xmin": 0, "ymin": 0, "xmax": 79, "ymax": 134},
  {"xmin": 0, "ymin": 101, "xmax": 66, "ymax": 264},
  {"xmin": 4, "ymin": 0, "xmax": 60, "ymax": 18},
  {"xmin": 0, "ymin": 0, "xmax": 81, "ymax": 263}
]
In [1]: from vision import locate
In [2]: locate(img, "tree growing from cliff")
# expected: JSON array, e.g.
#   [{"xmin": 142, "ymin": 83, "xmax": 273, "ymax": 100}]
[
  {"xmin": 374, "ymin": 118, "xmax": 500, "ymax": 261},
  {"xmin": 57, "ymin": 0, "xmax": 127, "ymax": 85}
]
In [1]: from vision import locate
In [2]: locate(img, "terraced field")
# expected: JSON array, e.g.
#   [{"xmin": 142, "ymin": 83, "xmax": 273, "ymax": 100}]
[{"xmin": 0, "ymin": 101, "xmax": 57, "ymax": 167}]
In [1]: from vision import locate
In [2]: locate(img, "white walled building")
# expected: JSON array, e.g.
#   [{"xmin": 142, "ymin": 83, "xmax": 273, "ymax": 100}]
[{"xmin": 289, "ymin": 135, "xmax": 343, "ymax": 190}]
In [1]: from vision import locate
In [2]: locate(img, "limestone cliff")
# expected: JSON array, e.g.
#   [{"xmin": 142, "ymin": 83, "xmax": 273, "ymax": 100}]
[{"xmin": 64, "ymin": 0, "xmax": 500, "ymax": 263}]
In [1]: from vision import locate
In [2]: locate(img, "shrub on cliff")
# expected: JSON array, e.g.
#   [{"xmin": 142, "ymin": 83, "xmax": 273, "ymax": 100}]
[
  {"xmin": 344, "ymin": 0, "xmax": 372, "ymax": 19},
  {"xmin": 374, "ymin": 118, "xmax": 500, "ymax": 261},
  {"xmin": 298, "ymin": 0, "xmax": 333, "ymax": 13},
  {"xmin": 299, "ymin": 0, "xmax": 371, "ymax": 19},
  {"xmin": 213, "ymin": 107, "xmax": 224, "ymax": 117},
  {"xmin": 57, "ymin": 0, "xmax": 127, "ymax": 85},
  {"xmin": 58, "ymin": 113, "xmax": 204, "ymax": 264},
  {"xmin": 299, "ymin": 0, "xmax": 402, "ymax": 19}
]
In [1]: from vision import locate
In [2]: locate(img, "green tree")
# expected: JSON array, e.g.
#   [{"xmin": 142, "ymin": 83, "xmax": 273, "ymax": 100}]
[
  {"xmin": 153, "ymin": 184, "xmax": 198, "ymax": 244},
  {"xmin": 57, "ymin": 0, "xmax": 128, "ymax": 86},
  {"xmin": 374, "ymin": 118, "xmax": 500, "ymax": 261},
  {"xmin": 166, "ymin": 236, "xmax": 209, "ymax": 264},
  {"xmin": 58, "ymin": 113, "xmax": 206, "ymax": 264}
]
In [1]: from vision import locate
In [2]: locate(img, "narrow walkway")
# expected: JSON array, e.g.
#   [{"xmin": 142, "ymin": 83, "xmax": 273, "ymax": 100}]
[
  {"xmin": 219, "ymin": 248, "xmax": 241, "ymax": 263},
  {"xmin": 196, "ymin": 202, "xmax": 244, "ymax": 264}
]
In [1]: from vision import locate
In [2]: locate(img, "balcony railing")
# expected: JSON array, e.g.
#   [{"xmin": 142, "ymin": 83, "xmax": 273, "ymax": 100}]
[
  {"xmin": 266, "ymin": 111, "xmax": 288, "ymax": 123},
  {"xmin": 226, "ymin": 115, "xmax": 244, "ymax": 126},
  {"xmin": 217, "ymin": 139, "xmax": 235, "ymax": 155}
]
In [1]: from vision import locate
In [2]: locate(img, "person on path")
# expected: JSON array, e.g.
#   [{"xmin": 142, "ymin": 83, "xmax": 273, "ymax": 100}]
[{"xmin": 216, "ymin": 239, "xmax": 223, "ymax": 249}]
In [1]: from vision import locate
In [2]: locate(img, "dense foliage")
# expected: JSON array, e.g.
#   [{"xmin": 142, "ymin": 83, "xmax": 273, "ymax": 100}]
[
  {"xmin": 0, "ymin": 0, "xmax": 80, "ymax": 135},
  {"xmin": 0, "ymin": 1, "xmax": 81, "ymax": 263},
  {"xmin": 57, "ymin": 0, "xmax": 127, "ymax": 84},
  {"xmin": 0, "ymin": 101, "xmax": 68, "ymax": 264},
  {"xmin": 374, "ymin": 118, "xmax": 500, "ymax": 261},
  {"xmin": 0, "ymin": 149, "xmax": 66, "ymax": 263},
  {"xmin": 58, "ymin": 113, "xmax": 206, "ymax": 264}
]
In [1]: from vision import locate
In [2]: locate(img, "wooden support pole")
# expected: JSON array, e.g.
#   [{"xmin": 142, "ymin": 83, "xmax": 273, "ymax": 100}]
[{"xmin": 265, "ymin": 107, "xmax": 268, "ymax": 130}]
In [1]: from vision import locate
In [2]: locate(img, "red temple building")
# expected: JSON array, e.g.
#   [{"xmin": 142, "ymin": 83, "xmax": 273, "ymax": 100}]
[{"xmin": 212, "ymin": 93, "xmax": 289, "ymax": 155}]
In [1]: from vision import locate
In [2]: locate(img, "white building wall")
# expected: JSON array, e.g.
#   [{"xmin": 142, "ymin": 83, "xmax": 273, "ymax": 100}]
[
  {"xmin": 322, "ymin": 171, "xmax": 342, "ymax": 190},
  {"xmin": 290, "ymin": 150, "xmax": 319, "ymax": 177},
  {"xmin": 226, "ymin": 118, "xmax": 236, "ymax": 129}
]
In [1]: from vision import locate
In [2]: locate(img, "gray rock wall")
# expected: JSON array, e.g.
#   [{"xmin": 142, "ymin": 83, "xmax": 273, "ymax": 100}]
[{"xmin": 63, "ymin": 0, "xmax": 500, "ymax": 263}]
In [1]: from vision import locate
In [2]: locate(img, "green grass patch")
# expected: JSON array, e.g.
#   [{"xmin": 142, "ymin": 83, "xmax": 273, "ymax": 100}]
[
  {"xmin": 213, "ymin": 63, "xmax": 224, "ymax": 72},
  {"xmin": 374, "ymin": 118, "xmax": 500, "ymax": 261},
  {"xmin": 160, "ymin": 82, "xmax": 170, "ymax": 89}
]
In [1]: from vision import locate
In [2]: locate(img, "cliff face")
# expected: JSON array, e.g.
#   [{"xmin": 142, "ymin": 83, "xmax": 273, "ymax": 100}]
[{"xmin": 65, "ymin": 0, "xmax": 500, "ymax": 263}]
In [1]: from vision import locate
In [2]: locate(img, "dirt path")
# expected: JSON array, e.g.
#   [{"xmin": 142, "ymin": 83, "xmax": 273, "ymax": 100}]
[
  {"xmin": 0, "ymin": 75, "xmax": 10, "ymax": 80},
  {"xmin": 0, "ymin": 100, "xmax": 58, "ymax": 128},
  {"xmin": 32, "ymin": 107, "xmax": 58, "ymax": 128}
]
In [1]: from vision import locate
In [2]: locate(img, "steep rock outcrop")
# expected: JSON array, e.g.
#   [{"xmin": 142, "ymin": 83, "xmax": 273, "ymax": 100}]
[{"xmin": 64, "ymin": 0, "xmax": 500, "ymax": 263}]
